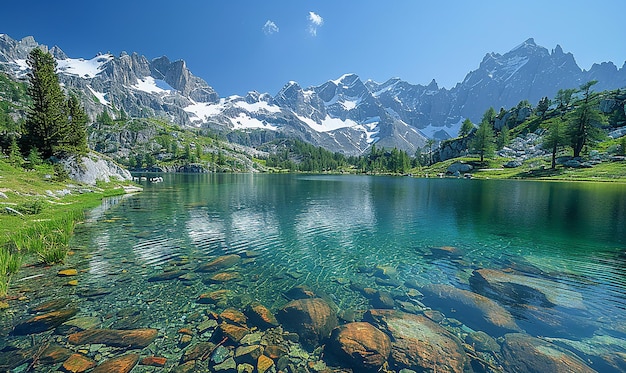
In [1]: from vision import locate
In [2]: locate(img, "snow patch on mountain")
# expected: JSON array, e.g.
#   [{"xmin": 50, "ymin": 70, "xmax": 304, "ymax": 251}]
[
  {"xmin": 56, "ymin": 54, "xmax": 113, "ymax": 78},
  {"xmin": 296, "ymin": 114, "xmax": 360, "ymax": 133},
  {"xmin": 233, "ymin": 99, "xmax": 280, "ymax": 113},
  {"xmin": 184, "ymin": 100, "xmax": 225, "ymax": 122},
  {"xmin": 10, "ymin": 59, "xmax": 29, "ymax": 77},
  {"xmin": 131, "ymin": 76, "xmax": 174, "ymax": 94},
  {"xmin": 87, "ymin": 85, "xmax": 110, "ymax": 106},
  {"xmin": 230, "ymin": 113, "xmax": 277, "ymax": 131}
]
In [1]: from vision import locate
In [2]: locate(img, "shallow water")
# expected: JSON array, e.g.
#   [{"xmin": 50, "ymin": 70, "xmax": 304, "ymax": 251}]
[{"xmin": 2, "ymin": 174, "xmax": 626, "ymax": 371}]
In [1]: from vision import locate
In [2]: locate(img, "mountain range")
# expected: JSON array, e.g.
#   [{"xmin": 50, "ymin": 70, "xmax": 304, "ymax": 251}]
[{"xmin": 1, "ymin": 34, "xmax": 625, "ymax": 155}]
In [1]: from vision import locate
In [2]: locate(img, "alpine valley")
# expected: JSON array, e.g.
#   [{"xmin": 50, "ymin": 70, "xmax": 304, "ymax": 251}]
[{"xmin": 1, "ymin": 34, "xmax": 625, "ymax": 156}]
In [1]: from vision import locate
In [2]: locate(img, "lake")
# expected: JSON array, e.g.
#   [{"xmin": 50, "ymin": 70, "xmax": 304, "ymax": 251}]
[{"xmin": 2, "ymin": 174, "xmax": 626, "ymax": 372}]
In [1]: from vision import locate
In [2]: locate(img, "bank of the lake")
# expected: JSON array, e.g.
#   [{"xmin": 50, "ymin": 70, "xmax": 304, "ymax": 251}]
[{"xmin": 0, "ymin": 160, "xmax": 137, "ymax": 297}]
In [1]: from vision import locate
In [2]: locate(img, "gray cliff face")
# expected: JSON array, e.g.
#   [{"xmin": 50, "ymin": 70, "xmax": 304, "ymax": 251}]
[{"xmin": 1, "ymin": 34, "xmax": 625, "ymax": 156}]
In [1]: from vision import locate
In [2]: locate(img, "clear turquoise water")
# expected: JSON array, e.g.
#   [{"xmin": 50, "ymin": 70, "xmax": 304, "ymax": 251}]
[{"xmin": 4, "ymin": 174, "xmax": 626, "ymax": 371}]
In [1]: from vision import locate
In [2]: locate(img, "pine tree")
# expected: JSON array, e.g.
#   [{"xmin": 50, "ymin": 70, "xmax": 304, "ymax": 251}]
[
  {"xmin": 459, "ymin": 118, "xmax": 474, "ymax": 138},
  {"xmin": 24, "ymin": 48, "xmax": 67, "ymax": 159},
  {"xmin": 8, "ymin": 136, "xmax": 22, "ymax": 167},
  {"xmin": 566, "ymin": 81, "xmax": 605, "ymax": 158},
  {"xmin": 471, "ymin": 120, "xmax": 495, "ymax": 162},
  {"xmin": 496, "ymin": 125, "xmax": 510, "ymax": 150},
  {"xmin": 62, "ymin": 95, "xmax": 89, "ymax": 155},
  {"xmin": 542, "ymin": 118, "xmax": 567, "ymax": 169}
]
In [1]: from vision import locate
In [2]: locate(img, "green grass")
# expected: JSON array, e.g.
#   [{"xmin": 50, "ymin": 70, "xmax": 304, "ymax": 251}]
[{"xmin": 0, "ymin": 159, "xmax": 129, "ymax": 296}]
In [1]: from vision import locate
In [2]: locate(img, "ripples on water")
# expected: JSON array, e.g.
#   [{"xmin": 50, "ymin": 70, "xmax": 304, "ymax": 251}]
[{"xmin": 4, "ymin": 174, "xmax": 626, "ymax": 371}]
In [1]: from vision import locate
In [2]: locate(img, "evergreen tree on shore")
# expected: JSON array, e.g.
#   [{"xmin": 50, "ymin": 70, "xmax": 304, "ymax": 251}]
[{"xmin": 23, "ymin": 48, "xmax": 89, "ymax": 159}]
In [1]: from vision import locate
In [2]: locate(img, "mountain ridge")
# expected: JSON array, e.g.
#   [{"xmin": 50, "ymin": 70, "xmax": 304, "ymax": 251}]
[{"xmin": 1, "ymin": 34, "xmax": 625, "ymax": 155}]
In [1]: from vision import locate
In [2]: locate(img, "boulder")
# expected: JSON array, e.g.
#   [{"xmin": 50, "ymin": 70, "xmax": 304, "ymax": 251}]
[
  {"xmin": 501, "ymin": 333, "xmax": 596, "ymax": 373},
  {"xmin": 365, "ymin": 309, "xmax": 468, "ymax": 372},
  {"xmin": 58, "ymin": 152, "xmax": 132, "ymax": 185},
  {"xmin": 504, "ymin": 160, "xmax": 522, "ymax": 168},
  {"xmin": 278, "ymin": 298, "xmax": 338, "ymax": 350},
  {"xmin": 328, "ymin": 322, "xmax": 391, "ymax": 371},
  {"xmin": 12, "ymin": 308, "xmax": 78, "ymax": 335},
  {"xmin": 470, "ymin": 268, "xmax": 586, "ymax": 310},
  {"xmin": 446, "ymin": 162, "xmax": 473, "ymax": 175},
  {"xmin": 421, "ymin": 284, "xmax": 520, "ymax": 336},
  {"xmin": 67, "ymin": 328, "xmax": 158, "ymax": 349}
]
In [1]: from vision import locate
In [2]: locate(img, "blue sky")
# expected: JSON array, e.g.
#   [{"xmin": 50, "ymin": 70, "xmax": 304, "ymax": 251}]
[{"xmin": 3, "ymin": 1, "xmax": 625, "ymax": 96}]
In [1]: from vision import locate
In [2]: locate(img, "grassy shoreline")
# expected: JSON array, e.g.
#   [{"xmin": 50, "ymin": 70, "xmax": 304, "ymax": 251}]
[{"xmin": 0, "ymin": 160, "xmax": 132, "ymax": 297}]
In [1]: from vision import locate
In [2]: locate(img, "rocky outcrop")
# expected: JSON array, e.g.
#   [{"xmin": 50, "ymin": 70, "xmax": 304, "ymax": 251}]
[{"xmin": 58, "ymin": 152, "xmax": 132, "ymax": 185}]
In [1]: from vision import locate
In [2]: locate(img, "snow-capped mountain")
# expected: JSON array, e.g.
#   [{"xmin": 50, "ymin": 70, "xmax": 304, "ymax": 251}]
[{"xmin": 1, "ymin": 35, "xmax": 625, "ymax": 155}]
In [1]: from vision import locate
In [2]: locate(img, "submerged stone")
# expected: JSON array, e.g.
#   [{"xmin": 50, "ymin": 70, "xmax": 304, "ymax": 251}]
[
  {"xmin": 245, "ymin": 302, "xmax": 279, "ymax": 329},
  {"xmin": 39, "ymin": 344, "xmax": 74, "ymax": 365},
  {"xmin": 470, "ymin": 268, "xmax": 586, "ymax": 310},
  {"xmin": 197, "ymin": 254, "xmax": 241, "ymax": 272},
  {"xmin": 366, "ymin": 309, "xmax": 468, "ymax": 373},
  {"xmin": 57, "ymin": 269, "xmax": 78, "ymax": 277},
  {"xmin": 501, "ymin": 333, "xmax": 596, "ymax": 373},
  {"xmin": 140, "ymin": 356, "xmax": 167, "ymax": 367},
  {"xmin": 421, "ymin": 283, "xmax": 521, "ymax": 336},
  {"xmin": 278, "ymin": 297, "xmax": 338, "ymax": 351},
  {"xmin": 147, "ymin": 270, "xmax": 185, "ymax": 282},
  {"xmin": 29, "ymin": 298, "xmax": 71, "ymax": 313},
  {"xmin": 12, "ymin": 308, "xmax": 78, "ymax": 335},
  {"xmin": 328, "ymin": 322, "xmax": 391, "ymax": 372},
  {"xmin": 62, "ymin": 353, "xmax": 96, "ymax": 373},
  {"xmin": 91, "ymin": 353, "xmax": 139, "ymax": 373},
  {"xmin": 67, "ymin": 328, "xmax": 158, "ymax": 349},
  {"xmin": 197, "ymin": 289, "xmax": 232, "ymax": 304}
]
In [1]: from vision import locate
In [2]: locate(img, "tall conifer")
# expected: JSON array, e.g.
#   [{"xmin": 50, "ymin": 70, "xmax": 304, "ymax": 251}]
[{"xmin": 24, "ymin": 48, "xmax": 66, "ymax": 159}]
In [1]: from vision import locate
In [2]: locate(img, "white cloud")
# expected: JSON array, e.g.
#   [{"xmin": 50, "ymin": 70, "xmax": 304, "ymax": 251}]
[
  {"xmin": 263, "ymin": 20, "xmax": 279, "ymax": 35},
  {"xmin": 308, "ymin": 11, "xmax": 324, "ymax": 36}
]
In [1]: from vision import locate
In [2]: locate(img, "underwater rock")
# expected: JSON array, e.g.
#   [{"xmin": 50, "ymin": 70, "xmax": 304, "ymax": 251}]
[
  {"xmin": 421, "ymin": 284, "xmax": 521, "ymax": 336},
  {"xmin": 501, "ymin": 333, "xmax": 596, "ymax": 373},
  {"xmin": 257, "ymin": 355, "xmax": 275, "ymax": 373},
  {"xmin": 39, "ymin": 344, "xmax": 74, "ymax": 365},
  {"xmin": 328, "ymin": 322, "xmax": 391, "ymax": 372},
  {"xmin": 12, "ymin": 308, "xmax": 78, "ymax": 335},
  {"xmin": 197, "ymin": 290, "xmax": 232, "ymax": 304},
  {"xmin": 465, "ymin": 331, "xmax": 500, "ymax": 353},
  {"xmin": 57, "ymin": 268, "xmax": 78, "ymax": 277},
  {"xmin": 140, "ymin": 356, "xmax": 167, "ymax": 367},
  {"xmin": 181, "ymin": 341, "xmax": 216, "ymax": 363},
  {"xmin": 512, "ymin": 303, "xmax": 598, "ymax": 339},
  {"xmin": 213, "ymin": 356, "xmax": 236, "ymax": 372},
  {"xmin": 0, "ymin": 347, "xmax": 37, "ymax": 371},
  {"xmin": 197, "ymin": 254, "xmax": 241, "ymax": 272},
  {"xmin": 220, "ymin": 308, "xmax": 248, "ymax": 327},
  {"xmin": 278, "ymin": 297, "xmax": 338, "ymax": 350},
  {"xmin": 77, "ymin": 287, "xmax": 112, "ymax": 299},
  {"xmin": 61, "ymin": 353, "xmax": 96, "ymax": 373},
  {"xmin": 67, "ymin": 328, "xmax": 158, "ymax": 349},
  {"xmin": 245, "ymin": 302, "xmax": 279, "ymax": 329},
  {"xmin": 91, "ymin": 353, "xmax": 139, "ymax": 373},
  {"xmin": 211, "ymin": 345, "xmax": 231, "ymax": 365},
  {"xmin": 29, "ymin": 298, "xmax": 72, "ymax": 313},
  {"xmin": 219, "ymin": 322, "xmax": 250, "ymax": 343},
  {"xmin": 284, "ymin": 285, "xmax": 317, "ymax": 300},
  {"xmin": 147, "ymin": 269, "xmax": 185, "ymax": 282},
  {"xmin": 374, "ymin": 265, "xmax": 398, "ymax": 280},
  {"xmin": 209, "ymin": 271, "xmax": 240, "ymax": 283},
  {"xmin": 234, "ymin": 345, "xmax": 264, "ymax": 365},
  {"xmin": 264, "ymin": 345, "xmax": 288, "ymax": 359},
  {"xmin": 56, "ymin": 316, "xmax": 102, "ymax": 335},
  {"xmin": 365, "ymin": 309, "xmax": 468, "ymax": 373},
  {"xmin": 470, "ymin": 268, "xmax": 586, "ymax": 310}
]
